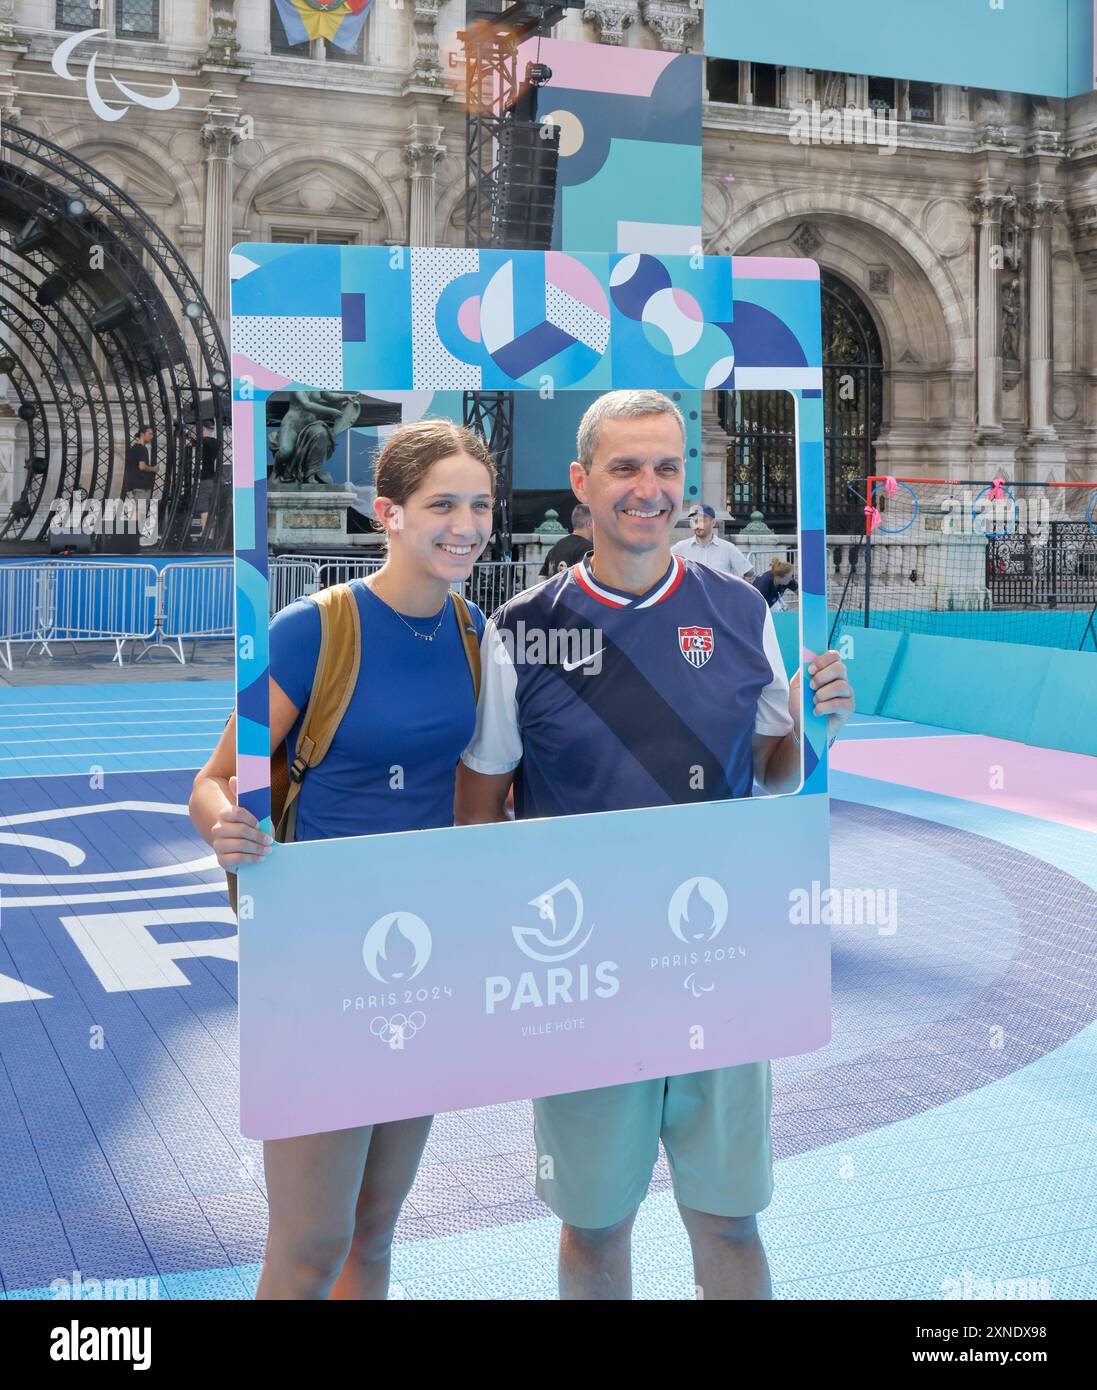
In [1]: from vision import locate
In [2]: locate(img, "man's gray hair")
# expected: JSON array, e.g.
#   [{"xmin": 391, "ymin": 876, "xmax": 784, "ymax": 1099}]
[{"xmin": 576, "ymin": 390, "xmax": 686, "ymax": 473}]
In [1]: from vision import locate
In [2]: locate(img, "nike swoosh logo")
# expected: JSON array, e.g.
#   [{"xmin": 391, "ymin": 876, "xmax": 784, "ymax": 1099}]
[{"xmin": 560, "ymin": 648, "xmax": 603, "ymax": 672}]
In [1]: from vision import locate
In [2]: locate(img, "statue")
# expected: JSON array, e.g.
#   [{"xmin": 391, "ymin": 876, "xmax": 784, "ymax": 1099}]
[
  {"xmin": 1000, "ymin": 277, "xmax": 1021, "ymax": 362},
  {"xmin": 267, "ymin": 390, "xmax": 361, "ymax": 486},
  {"xmin": 1000, "ymin": 187, "xmax": 1021, "ymax": 271}
]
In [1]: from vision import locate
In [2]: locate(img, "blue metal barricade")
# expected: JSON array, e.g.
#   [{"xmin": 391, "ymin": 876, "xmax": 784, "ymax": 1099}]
[
  {"xmin": 44, "ymin": 561, "xmax": 159, "ymax": 666},
  {"xmin": 136, "ymin": 560, "xmax": 234, "ymax": 665},
  {"xmin": 0, "ymin": 563, "xmax": 55, "ymax": 670}
]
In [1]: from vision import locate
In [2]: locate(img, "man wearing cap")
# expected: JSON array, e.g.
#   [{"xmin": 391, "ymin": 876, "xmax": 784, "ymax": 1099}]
[{"xmin": 672, "ymin": 504, "xmax": 755, "ymax": 582}]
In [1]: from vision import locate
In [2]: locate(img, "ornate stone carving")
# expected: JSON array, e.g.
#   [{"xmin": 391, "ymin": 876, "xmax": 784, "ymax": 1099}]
[
  {"xmin": 1067, "ymin": 203, "xmax": 1097, "ymax": 241},
  {"xmin": 868, "ymin": 267, "xmax": 891, "ymax": 296},
  {"xmin": 409, "ymin": 1, "xmax": 444, "ymax": 86},
  {"xmin": 999, "ymin": 186, "xmax": 1021, "ymax": 270},
  {"xmin": 1024, "ymin": 195, "xmax": 1064, "ymax": 230},
  {"xmin": 253, "ymin": 162, "xmax": 384, "ymax": 225},
  {"xmin": 640, "ymin": 0, "xmax": 702, "ymax": 53},
  {"xmin": 999, "ymin": 276, "xmax": 1021, "ymax": 362},
  {"xmin": 790, "ymin": 222, "xmax": 823, "ymax": 257},
  {"xmin": 205, "ymin": 0, "xmax": 244, "ymax": 68},
  {"xmin": 1024, "ymin": 96, "xmax": 1062, "ymax": 155},
  {"xmin": 971, "ymin": 192, "xmax": 1011, "ymax": 226},
  {"xmin": 405, "ymin": 141, "xmax": 445, "ymax": 175},
  {"xmin": 200, "ymin": 120, "xmax": 243, "ymax": 163},
  {"xmin": 583, "ymin": 1, "xmax": 635, "ymax": 45},
  {"xmin": 0, "ymin": 0, "xmax": 15, "ymax": 43}
]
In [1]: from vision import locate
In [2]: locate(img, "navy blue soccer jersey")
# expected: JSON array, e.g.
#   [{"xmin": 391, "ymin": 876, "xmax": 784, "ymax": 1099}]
[{"xmin": 461, "ymin": 553, "xmax": 794, "ymax": 818}]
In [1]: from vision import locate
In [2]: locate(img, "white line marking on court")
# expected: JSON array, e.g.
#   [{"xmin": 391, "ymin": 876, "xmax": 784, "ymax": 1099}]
[
  {"xmin": 847, "ymin": 719, "xmax": 915, "ymax": 727},
  {"xmin": 0, "ymin": 701, "xmax": 232, "ymax": 712},
  {"xmin": 0, "ymin": 718, "xmax": 226, "ymax": 731},
  {"xmin": 0, "ymin": 733, "xmax": 222, "ymax": 746},
  {"xmin": 2, "ymin": 881, "xmax": 227, "ymax": 908},
  {"xmin": 1, "ymin": 765, "xmax": 218, "ymax": 779},
  {"xmin": 0, "ymin": 746, "xmax": 215, "ymax": 762}
]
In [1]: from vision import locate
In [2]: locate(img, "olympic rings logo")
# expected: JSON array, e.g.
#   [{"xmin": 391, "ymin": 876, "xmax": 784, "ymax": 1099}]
[{"xmin": 370, "ymin": 1012, "xmax": 426, "ymax": 1049}]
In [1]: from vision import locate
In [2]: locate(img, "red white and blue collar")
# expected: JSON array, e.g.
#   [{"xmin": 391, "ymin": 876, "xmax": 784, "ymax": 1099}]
[{"xmin": 570, "ymin": 553, "xmax": 685, "ymax": 609}]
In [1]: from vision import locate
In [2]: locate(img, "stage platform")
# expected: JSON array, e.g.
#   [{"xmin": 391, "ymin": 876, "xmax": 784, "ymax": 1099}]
[{"xmin": 0, "ymin": 684, "xmax": 1094, "ymax": 1299}]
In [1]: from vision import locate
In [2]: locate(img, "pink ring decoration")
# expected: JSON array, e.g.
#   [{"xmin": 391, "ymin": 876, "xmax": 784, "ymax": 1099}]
[
  {"xmin": 864, "ymin": 504, "xmax": 881, "ymax": 532},
  {"xmin": 884, "ymin": 475, "xmax": 898, "ymax": 495},
  {"xmin": 987, "ymin": 476, "xmax": 1006, "ymax": 502}
]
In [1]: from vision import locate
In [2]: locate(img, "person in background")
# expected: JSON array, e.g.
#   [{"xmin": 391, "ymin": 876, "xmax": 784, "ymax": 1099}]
[
  {"xmin": 193, "ymin": 422, "xmax": 220, "ymax": 533},
  {"xmin": 539, "ymin": 502, "xmax": 594, "ymax": 577},
  {"xmin": 754, "ymin": 557, "xmax": 799, "ymax": 610},
  {"xmin": 121, "ymin": 424, "xmax": 157, "ymax": 546},
  {"xmin": 672, "ymin": 504, "xmax": 755, "ymax": 581}
]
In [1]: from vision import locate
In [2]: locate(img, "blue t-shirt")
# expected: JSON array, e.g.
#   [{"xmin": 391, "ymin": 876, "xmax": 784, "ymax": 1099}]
[{"xmin": 269, "ymin": 581, "xmax": 485, "ymax": 842}]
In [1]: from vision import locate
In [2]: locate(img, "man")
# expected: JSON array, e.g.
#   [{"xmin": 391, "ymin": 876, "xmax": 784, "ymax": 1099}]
[
  {"xmin": 121, "ymin": 425, "xmax": 157, "ymax": 545},
  {"xmin": 456, "ymin": 390, "xmax": 854, "ymax": 1301},
  {"xmin": 672, "ymin": 503, "xmax": 756, "ymax": 581},
  {"xmin": 195, "ymin": 422, "xmax": 220, "ymax": 533},
  {"xmin": 538, "ymin": 503, "xmax": 593, "ymax": 578}
]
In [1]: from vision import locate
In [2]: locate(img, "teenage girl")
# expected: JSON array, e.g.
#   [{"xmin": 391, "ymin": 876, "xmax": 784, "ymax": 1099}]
[{"xmin": 190, "ymin": 420, "xmax": 495, "ymax": 1299}]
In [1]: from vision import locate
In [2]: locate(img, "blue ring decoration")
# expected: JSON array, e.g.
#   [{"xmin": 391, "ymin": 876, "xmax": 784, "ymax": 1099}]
[
  {"xmin": 871, "ymin": 479, "xmax": 919, "ymax": 535},
  {"xmin": 972, "ymin": 483, "xmax": 1018, "ymax": 540},
  {"xmin": 1087, "ymin": 488, "xmax": 1097, "ymax": 537}
]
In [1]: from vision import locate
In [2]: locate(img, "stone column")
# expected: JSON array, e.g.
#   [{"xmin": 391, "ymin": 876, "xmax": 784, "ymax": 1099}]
[
  {"xmin": 972, "ymin": 192, "xmax": 1010, "ymax": 436},
  {"xmin": 781, "ymin": 67, "xmax": 811, "ymax": 110},
  {"xmin": 1024, "ymin": 195, "xmax": 1063, "ymax": 439},
  {"xmin": 940, "ymin": 85, "xmax": 969, "ymax": 125},
  {"xmin": 201, "ymin": 120, "xmax": 242, "ymax": 327},
  {"xmin": 405, "ymin": 128, "xmax": 444, "ymax": 246},
  {"xmin": 701, "ymin": 394, "xmax": 728, "ymax": 515}
]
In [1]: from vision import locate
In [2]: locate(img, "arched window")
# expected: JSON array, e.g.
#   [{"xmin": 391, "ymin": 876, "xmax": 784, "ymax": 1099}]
[{"xmin": 720, "ymin": 270, "xmax": 884, "ymax": 535}]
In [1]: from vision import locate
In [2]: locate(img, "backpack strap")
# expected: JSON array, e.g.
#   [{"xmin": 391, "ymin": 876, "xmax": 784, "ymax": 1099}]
[
  {"xmin": 450, "ymin": 589, "xmax": 481, "ymax": 704},
  {"xmin": 276, "ymin": 582, "xmax": 362, "ymax": 841}
]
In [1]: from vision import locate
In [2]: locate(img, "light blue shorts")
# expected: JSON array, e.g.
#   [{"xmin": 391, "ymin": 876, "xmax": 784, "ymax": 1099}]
[{"xmin": 533, "ymin": 1061, "xmax": 773, "ymax": 1229}]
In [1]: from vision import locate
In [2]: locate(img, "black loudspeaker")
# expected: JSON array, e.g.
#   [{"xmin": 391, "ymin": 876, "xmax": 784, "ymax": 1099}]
[
  {"xmin": 496, "ymin": 120, "xmax": 560, "ymax": 251},
  {"xmin": 111, "ymin": 529, "xmax": 141, "ymax": 555},
  {"xmin": 49, "ymin": 530, "xmax": 94, "ymax": 555}
]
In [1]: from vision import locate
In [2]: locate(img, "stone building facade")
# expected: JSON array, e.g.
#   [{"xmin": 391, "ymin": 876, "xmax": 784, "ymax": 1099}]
[
  {"xmin": 701, "ymin": 63, "xmax": 1097, "ymax": 521},
  {"xmin": 1, "ymin": 2, "xmax": 1095, "ymax": 526}
]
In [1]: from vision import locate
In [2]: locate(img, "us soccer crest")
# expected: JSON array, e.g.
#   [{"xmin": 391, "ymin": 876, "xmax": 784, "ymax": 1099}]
[{"xmin": 679, "ymin": 626, "xmax": 714, "ymax": 669}]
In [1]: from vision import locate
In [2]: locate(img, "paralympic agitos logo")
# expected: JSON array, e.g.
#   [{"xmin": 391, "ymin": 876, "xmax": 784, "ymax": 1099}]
[
  {"xmin": 52, "ymin": 30, "xmax": 181, "ymax": 123},
  {"xmin": 484, "ymin": 879, "xmax": 619, "ymax": 1014}
]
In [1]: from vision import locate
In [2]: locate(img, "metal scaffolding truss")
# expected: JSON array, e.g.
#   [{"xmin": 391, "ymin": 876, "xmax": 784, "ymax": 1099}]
[
  {"xmin": 0, "ymin": 122, "xmax": 231, "ymax": 550},
  {"xmin": 462, "ymin": 4, "xmax": 578, "ymax": 557}
]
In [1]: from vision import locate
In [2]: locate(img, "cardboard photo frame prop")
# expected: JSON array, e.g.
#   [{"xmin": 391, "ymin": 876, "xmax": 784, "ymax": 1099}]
[{"xmin": 231, "ymin": 245, "xmax": 831, "ymax": 1140}]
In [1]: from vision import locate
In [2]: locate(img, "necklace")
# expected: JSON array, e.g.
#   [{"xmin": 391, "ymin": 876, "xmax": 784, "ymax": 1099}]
[{"xmin": 388, "ymin": 592, "xmax": 449, "ymax": 642}]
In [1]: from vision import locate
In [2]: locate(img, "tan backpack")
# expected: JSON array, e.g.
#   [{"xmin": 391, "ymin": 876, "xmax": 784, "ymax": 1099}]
[{"xmin": 226, "ymin": 583, "xmax": 481, "ymax": 914}]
